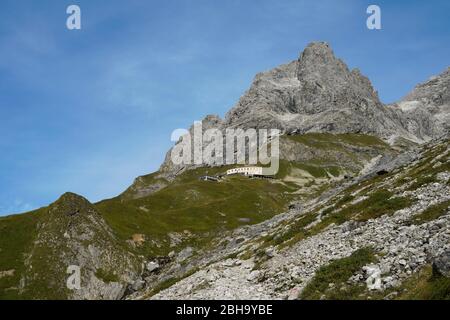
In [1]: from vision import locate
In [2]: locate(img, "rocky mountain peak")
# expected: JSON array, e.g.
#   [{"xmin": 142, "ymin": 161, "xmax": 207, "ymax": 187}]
[
  {"xmin": 297, "ymin": 42, "xmax": 346, "ymax": 82},
  {"xmin": 58, "ymin": 191, "xmax": 88, "ymax": 201},
  {"xmin": 402, "ymin": 67, "xmax": 450, "ymax": 106},
  {"xmin": 222, "ymin": 42, "xmax": 407, "ymax": 138},
  {"xmin": 2, "ymin": 40, "xmax": 449, "ymax": 301},
  {"xmin": 53, "ymin": 192, "xmax": 93, "ymax": 215},
  {"xmin": 157, "ymin": 42, "xmax": 448, "ymax": 182},
  {"xmin": 295, "ymin": 42, "xmax": 380, "ymax": 113}
]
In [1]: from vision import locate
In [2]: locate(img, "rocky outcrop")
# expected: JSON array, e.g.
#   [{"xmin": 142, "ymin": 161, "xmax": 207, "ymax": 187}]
[
  {"xmin": 390, "ymin": 67, "xmax": 450, "ymax": 140},
  {"xmin": 432, "ymin": 250, "xmax": 450, "ymax": 278},
  {"xmin": 159, "ymin": 115, "xmax": 224, "ymax": 178},
  {"xmin": 21, "ymin": 193, "xmax": 141, "ymax": 300}
]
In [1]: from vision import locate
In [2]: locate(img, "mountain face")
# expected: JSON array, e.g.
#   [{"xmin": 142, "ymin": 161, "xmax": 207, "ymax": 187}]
[
  {"xmin": 391, "ymin": 67, "xmax": 450, "ymax": 140},
  {"xmin": 224, "ymin": 42, "xmax": 439, "ymax": 141},
  {"xmin": 225, "ymin": 42, "xmax": 406, "ymax": 138},
  {"xmin": 1, "ymin": 42, "xmax": 449, "ymax": 300},
  {"xmin": 156, "ymin": 42, "xmax": 447, "ymax": 179}
]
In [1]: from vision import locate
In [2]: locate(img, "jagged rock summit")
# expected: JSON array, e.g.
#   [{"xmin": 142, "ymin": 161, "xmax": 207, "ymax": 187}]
[
  {"xmin": 225, "ymin": 42, "xmax": 409, "ymax": 138},
  {"xmin": 158, "ymin": 42, "xmax": 449, "ymax": 177}
]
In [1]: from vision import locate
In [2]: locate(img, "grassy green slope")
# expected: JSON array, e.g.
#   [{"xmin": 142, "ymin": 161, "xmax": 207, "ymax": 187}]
[
  {"xmin": 96, "ymin": 169, "xmax": 296, "ymax": 257},
  {"xmin": 0, "ymin": 209, "xmax": 44, "ymax": 299}
]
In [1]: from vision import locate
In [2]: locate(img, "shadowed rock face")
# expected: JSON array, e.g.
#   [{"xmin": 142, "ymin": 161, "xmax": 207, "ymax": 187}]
[
  {"xmin": 158, "ymin": 114, "xmax": 225, "ymax": 178},
  {"xmin": 295, "ymin": 42, "xmax": 380, "ymax": 113}
]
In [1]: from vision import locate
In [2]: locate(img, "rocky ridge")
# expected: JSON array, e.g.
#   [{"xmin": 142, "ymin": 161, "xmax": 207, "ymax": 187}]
[{"xmin": 21, "ymin": 193, "xmax": 141, "ymax": 299}]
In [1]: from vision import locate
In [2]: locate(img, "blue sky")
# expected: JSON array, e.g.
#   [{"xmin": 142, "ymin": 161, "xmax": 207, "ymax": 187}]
[{"xmin": 0, "ymin": 0, "xmax": 449, "ymax": 216}]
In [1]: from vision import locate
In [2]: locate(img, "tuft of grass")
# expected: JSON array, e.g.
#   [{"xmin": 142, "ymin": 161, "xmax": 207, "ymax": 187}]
[
  {"xmin": 352, "ymin": 190, "xmax": 413, "ymax": 221},
  {"xmin": 407, "ymin": 175, "xmax": 437, "ymax": 191},
  {"xmin": 300, "ymin": 247, "xmax": 376, "ymax": 300},
  {"xmin": 412, "ymin": 200, "xmax": 450, "ymax": 225},
  {"xmin": 335, "ymin": 194, "xmax": 355, "ymax": 208},
  {"xmin": 95, "ymin": 268, "xmax": 120, "ymax": 283},
  {"xmin": 273, "ymin": 212, "xmax": 319, "ymax": 249},
  {"xmin": 274, "ymin": 160, "xmax": 342, "ymax": 180},
  {"xmin": 372, "ymin": 265, "xmax": 450, "ymax": 300},
  {"xmin": 0, "ymin": 209, "xmax": 43, "ymax": 299},
  {"xmin": 398, "ymin": 266, "xmax": 450, "ymax": 300},
  {"xmin": 276, "ymin": 190, "xmax": 413, "ymax": 250},
  {"xmin": 301, "ymin": 190, "xmax": 413, "ymax": 240},
  {"xmin": 323, "ymin": 190, "xmax": 413, "ymax": 224}
]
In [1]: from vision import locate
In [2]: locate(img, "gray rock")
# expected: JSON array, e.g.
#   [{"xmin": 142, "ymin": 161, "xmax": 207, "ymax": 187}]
[
  {"xmin": 383, "ymin": 291, "xmax": 398, "ymax": 300},
  {"xmin": 131, "ymin": 279, "xmax": 145, "ymax": 291},
  {"xmin": 247, "ymin": 270, "xmax": 261, "ymax": 282},
  {"xmin": 287, "ymin": 287, "xmax": 300, "ymax": 300},
  {"xmin": 177, "ymin": 247, "xmax": 194, "ymax": 262},
  {"xmin": 432, "ymin": 250, "xmax": 450, "ymax": 277},
  {"xmin": 146, "ymin": 261, "xmax": 160, "ymax": 272},
  {"xmin": 265, "ymin": 247, "xmax": 275, "ymax": 258}
]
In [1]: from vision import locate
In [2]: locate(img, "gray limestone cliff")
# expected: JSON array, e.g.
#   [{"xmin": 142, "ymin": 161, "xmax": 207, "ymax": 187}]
[{"xmin": 158, "ymin": 42, "xmax": 449, "ymax": 177}]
